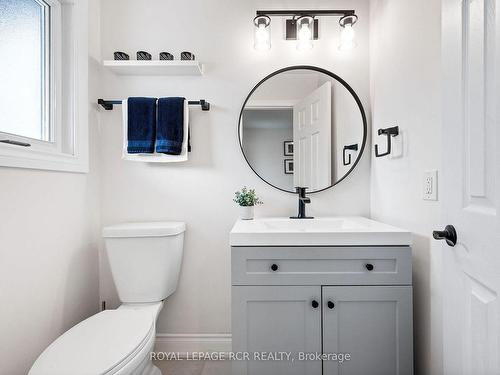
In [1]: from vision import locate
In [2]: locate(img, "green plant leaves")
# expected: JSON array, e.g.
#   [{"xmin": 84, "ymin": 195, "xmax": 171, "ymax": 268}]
[{"xmin": 233, "ymin": 186, "xmax": 263, "ymax": 207}]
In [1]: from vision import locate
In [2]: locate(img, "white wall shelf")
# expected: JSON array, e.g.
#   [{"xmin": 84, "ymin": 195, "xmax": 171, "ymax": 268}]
[{"xmin": 103, "ymin": 60, "xmax": 203, "ymax": 76}]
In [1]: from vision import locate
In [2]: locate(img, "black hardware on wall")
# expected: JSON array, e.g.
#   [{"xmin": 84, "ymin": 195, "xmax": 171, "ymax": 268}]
[
  {"xmin": 97, "ymin": 99, "xmax": 211, "ymax": 111},
  {"xmin": 375, "ymin": 126, "xmax": 399, "ymax": 158},
  {"xmin": 343, "ymin": 143, "xmax": 358, "ymax": 166}
]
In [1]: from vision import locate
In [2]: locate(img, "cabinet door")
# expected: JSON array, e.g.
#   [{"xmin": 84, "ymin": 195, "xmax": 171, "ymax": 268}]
[
  {"xmin": 232, "ymin": 285, "xmax": 322, "ymax": 375},
  {"xmin": 322, "ymin": 286, "xmax": 413, "ymax": 375}
]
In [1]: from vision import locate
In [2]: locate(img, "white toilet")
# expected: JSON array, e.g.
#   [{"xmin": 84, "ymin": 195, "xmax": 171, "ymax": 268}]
[{"xmin": 29, "ymin": 221, "xmax": 186, "ymax": 375}]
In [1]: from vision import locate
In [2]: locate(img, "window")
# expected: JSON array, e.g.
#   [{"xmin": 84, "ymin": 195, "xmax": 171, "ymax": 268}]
[
  {"xmin": 0, "ymin": 0, "xmax": 88, "ymax": 172},
  {"xmin": 0, "ymin": 0, "xmax": 50, "ymax": 141}
]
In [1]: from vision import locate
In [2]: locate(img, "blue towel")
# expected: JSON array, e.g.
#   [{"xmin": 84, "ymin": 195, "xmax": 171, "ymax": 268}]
[
  {"xmin": 127, "ymin": 97, "xmax": 157, "ymax": 154},
  {"xmin": 156, "ymin": 97, "xmax": 185, "ymax": 155}
]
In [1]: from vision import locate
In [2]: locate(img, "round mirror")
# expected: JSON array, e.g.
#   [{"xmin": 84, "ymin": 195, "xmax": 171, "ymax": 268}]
[{"xmin": 238, "ymin": 66, "xmax": 367, "ymax": 193}]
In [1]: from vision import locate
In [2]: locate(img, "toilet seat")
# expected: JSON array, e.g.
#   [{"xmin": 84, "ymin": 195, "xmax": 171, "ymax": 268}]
[{"xmin": 29, "ymin": 309, "xmax": 154, "ymax": 375}]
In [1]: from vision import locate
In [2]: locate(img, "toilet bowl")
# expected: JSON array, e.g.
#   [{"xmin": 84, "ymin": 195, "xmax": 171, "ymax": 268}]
[{"xmin": 29, "ymin": 222, "xmax": 186, "ymax": 375}]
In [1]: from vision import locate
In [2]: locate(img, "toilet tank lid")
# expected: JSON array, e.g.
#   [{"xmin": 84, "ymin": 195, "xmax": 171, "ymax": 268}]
[{"xmin": 102, "ymin": 221, "xmax": 186, "ymax": 238}]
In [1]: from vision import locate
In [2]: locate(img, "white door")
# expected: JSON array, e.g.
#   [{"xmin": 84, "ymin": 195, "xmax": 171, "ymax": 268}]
[
  {"xmin": 322, "ymin": 286, "xmax": 413, "ymax": 375},
  {"xmin": 231, "ymin": 286, "xmax": 322, "ymax": 375},
  {"xmin": 441, "ymin": 0, "xmax": 500, "ymax": 374},
  {"xmin": 293, "ymin": 81, "xmax": 332, "ymax": 191}
]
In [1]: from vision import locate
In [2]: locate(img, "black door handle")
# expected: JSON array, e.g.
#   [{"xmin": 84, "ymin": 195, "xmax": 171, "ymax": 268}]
[
  {"xmin": 311, "ymin": 300, "xmax": 319, "ymax": 309},
  {"xmin": 327, "ymin": 301, "xmax": 335, "ymax": 309},
  {"xmin": 270, "ymin": 264, "xmax": 279, "ymax": 272},
  {"xmin": 433, "ymin": 225, "xmax": 457, "ymax": 247}
]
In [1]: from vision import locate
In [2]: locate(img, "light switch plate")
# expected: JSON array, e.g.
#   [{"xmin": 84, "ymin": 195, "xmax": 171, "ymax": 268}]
[{"xmin": 423, "ymin": 170, "xmax": 438, "ymax": 201}]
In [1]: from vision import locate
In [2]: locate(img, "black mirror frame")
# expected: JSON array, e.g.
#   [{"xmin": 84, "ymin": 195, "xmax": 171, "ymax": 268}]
[{"xmin": 238, "ymin": 65, "xmax": 368, "ymax": 194}]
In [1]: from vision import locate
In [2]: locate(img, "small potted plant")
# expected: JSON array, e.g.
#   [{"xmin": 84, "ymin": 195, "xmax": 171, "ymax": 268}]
[{"xmin": 233, "ymin": 187, "xmax": 263, "ymax": 220}]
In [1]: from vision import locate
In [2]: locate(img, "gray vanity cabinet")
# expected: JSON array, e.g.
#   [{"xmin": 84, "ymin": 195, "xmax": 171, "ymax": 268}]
[
  {"xmin": 231, "ymin": 246, "xmax": 413, "ymax": 375},
  {"xmin": 231, "ymin": 285, "xmax": 322, "ymax": 375},
  {"xmin": 322, "ymin": 286, "xmax": 413, "ymax": 375}
]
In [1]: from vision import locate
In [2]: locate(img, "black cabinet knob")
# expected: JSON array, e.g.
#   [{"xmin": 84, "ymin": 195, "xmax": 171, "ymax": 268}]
[
  {"xmin": 365, "ymin": 263, "xmax": 374, "ymax": 271},
  {"xmin": 327, "ymin": 301, "xmax": 335, "ymax": 309},
  {"xmin": 311, "ymin": 300, "xmax": 319, "ymax": 309},
  {"xmin": 270, "ymin": 264, "xmax": 279, "ymax": 272}
]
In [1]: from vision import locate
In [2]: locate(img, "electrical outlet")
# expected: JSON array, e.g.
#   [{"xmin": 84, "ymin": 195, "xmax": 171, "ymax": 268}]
[{"xmin": 423, "ymin": 170, "xmax": 438, "ymax": 201}]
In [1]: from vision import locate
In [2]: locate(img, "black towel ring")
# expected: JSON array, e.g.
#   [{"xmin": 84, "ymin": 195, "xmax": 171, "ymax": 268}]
[
  {"xmin": 343, "ymin": 143, "xmax": 359, "ymax": 166},
  {"xmin": 375, "ymin": 126, "xmax": 399, "ymax": 157}
]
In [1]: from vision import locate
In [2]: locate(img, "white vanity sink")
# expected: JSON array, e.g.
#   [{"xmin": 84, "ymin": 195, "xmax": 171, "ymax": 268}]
[{"xmin": 230, "ymin": 216, "xmax": 411, "ymax": 246}]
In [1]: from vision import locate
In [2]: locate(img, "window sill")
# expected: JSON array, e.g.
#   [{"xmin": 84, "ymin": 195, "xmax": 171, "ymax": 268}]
[{"xmin": 0, "ymin": 143, "xmax": 88, "ymax": 173}]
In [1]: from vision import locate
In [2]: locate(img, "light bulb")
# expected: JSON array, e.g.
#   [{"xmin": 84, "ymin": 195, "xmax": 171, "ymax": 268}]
[
  {"xmin": 254, "ymin": 16, "xmax": 271, "ymax": 51},
  {"xmin": 338, "ymin": 15, "xmax": 358, "ymax": 51},
  {"xmin": 296, "ymin": 16, "xmax": 314, "ymax": 51}
]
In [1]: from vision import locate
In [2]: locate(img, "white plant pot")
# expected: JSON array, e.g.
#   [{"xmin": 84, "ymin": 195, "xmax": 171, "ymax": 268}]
[{"xmin": 240, "ymin": 205, "xmax": 255, "ymax": 220}]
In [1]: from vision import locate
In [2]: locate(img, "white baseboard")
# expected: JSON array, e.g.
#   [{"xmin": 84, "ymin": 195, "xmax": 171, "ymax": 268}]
[{"xmin": 154, "ymin": 333, "xmax": 232, "ymax": 355}]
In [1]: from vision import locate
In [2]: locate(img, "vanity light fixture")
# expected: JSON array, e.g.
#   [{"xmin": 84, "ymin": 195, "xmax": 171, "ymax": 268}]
[
  {"xmin": 254, "ymin": 9, "xmax": 357, "ymax": 51},
  {"xmin": 339, "ymin": 14, "xmax": 358, "ymax": 50},
  {"xmin": 296, "ymin": 16, "xmax": 314, "ymax": 51},
  {"xmin": 253, "ymin": 15, "xmax": 271, "ymax": 51}
]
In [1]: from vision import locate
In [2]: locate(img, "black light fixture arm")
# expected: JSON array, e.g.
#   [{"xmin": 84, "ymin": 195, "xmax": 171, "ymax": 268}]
[
  {"xmin": 256, "ymin": 9, "xmax": 355, "ymax": 17},
  {"xmin": 375, "ymin": 126, "xmax": 399, "ymax": 158},
  {"xmin": 97, "ymin": 99, "xmax": 210, "ymax": 111},
  {"xmin": 255, "ymin": 9, "xmax": 358, "ymax": 43}
]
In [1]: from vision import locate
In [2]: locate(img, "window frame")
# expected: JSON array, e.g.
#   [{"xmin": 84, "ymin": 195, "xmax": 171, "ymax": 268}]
[{"xmin": 0, "ymin": 0, "xmax": 89, "ymax": 173}]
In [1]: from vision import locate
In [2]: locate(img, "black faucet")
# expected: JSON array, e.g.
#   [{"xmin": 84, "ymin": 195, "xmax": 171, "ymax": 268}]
[{"xmin": 290, "ymin": 187, "xmax": 314, "ymax": 219}]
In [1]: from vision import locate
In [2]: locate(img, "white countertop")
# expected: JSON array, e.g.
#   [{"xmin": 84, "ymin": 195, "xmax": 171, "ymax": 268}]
[{"xmin": 230, "ymin": 217, "xmax": 412, "ymax": 247}]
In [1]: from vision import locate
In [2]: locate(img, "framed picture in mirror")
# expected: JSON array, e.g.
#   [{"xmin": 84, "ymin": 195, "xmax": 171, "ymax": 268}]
[
  {"xmin": 284, "ymin": 159, "xmax": 294, "ymax": 174},
  {"xmin": 284, "ymin": 141, "xmax": 294, "ymax": 156}
]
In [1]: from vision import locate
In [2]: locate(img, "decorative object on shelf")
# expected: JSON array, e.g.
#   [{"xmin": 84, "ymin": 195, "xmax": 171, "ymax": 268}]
[
  {"xmin": 253, "ymin": 9, "xmax": 358, "ymax": 51},
  {"xmin": 283, "ymin": 141, "xmax": 294, "ymax": 156},
  {"xmin": 233, "ymin": 187, "xmax": 263, "ymax": 220},
  {"xmin": 284, "ymin": 159, "xmax": 294, "ymax": 174},
  {"xmin": 113, "ymin": 51, "xmax": 130, "ymax": 60},
  {"xmin": 159, "ymin": 52, "xmax": 174, "ymax": 60},
  {"xmin": 181, "ymin": 51, "xmax": 195, "ymax": 60},
  {"xmin": 343, "ymin": 143, "xmax": 359, "ymax": 166},
  {"xmin": 137, "ymin": 51, "xmax": 152, "ymax": 60},
  {"xmin": 97, "ymin": 99, "xmax": 210, "ymax": 111},
  {"xmin": 375, "ymin": 126, "xmax": 399, "ymax": 158}
]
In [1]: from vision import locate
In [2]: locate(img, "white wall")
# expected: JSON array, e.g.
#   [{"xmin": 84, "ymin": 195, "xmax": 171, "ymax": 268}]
[
  {"xmin": 332, "ymin": 80, "xmax": 365, "ymax": 179},
  {"xmin": 0, "ymin": 2, "xmax": 102, "ymax": 374},
  {"xmin": 243, "ymin": 125, "xmax": 294, "ymax": 191},
  {"xmin": 369, "ymin": 1, "xmax": 442, "ymax": 374},
  {"xmin": 97, "ymin": 0, "xmax": 371, "ymax": 337}
]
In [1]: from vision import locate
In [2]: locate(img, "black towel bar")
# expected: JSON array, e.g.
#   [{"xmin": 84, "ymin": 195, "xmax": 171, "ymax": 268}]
[{"xmin": 97, "ymin": 99, "xmax": 210, "ymax": 111}]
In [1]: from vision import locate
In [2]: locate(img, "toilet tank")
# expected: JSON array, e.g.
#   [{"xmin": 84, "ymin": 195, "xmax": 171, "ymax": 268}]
[{"xmin": 102, "ymin": 222, "xmax": 186, "ymax": 303}]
